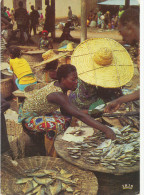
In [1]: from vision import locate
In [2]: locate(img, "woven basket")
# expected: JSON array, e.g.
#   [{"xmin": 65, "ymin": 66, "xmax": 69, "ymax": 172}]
[
  {"xmin": 6, "ymin": 119, "xmax": 25, "ymax": 159},
  {"xmin": 1, "ymin": 156, "xmax": 98, "ymax": 195},
  {"xmin": 24, "ymin": 82, "xmax": 47, "ymax": 98},
  {"xmin": 0, "ymin": 78, "xmax": 14, "ymax": 98},
  {"xmin": 22, "ymin": 53, "xmax": 43, "ymax": 69}
]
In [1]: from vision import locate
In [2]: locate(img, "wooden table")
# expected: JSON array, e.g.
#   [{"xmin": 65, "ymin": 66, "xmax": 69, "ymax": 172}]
[{"xmin": 55, "ymin": 122, "xmax": 139, "ymax": 175}]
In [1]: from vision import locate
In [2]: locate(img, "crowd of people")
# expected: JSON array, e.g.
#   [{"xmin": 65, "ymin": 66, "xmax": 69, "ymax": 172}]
[
  {"xmin": 1, "ymin": 2, "xmax": 45, "ymax": 45},
  {"xmin": 1, "ymin": 5, "xmax": 140, "ymax": 164},
  {"xmin": 87, "ymin": 6, "xmax": 125, "ymax": 30}
]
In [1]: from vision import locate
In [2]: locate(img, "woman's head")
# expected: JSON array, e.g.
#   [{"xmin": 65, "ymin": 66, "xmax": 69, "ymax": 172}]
[
  {"xmin": 44, "ymin": 60, "xmax": 58, "ymax": 80},
  {"xmin": 118, "ymin": 8, "xmax": 139, "ymax": 44},
  {"xmin": 57, "ymin": 64, "xmax": 78, "ymax": 91},
  {"xmin": 42, "ymin": 30, "xmax": 49, "ymax": 39},
  {"xmin": 9, "ymin": 46, "xmax": 21, "ymax": 58}
]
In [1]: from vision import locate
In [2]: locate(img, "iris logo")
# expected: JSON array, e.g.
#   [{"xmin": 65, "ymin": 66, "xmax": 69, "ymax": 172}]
[{"xmin": 122, "ymin": 184, "xmax": 133, "ymax": 190}]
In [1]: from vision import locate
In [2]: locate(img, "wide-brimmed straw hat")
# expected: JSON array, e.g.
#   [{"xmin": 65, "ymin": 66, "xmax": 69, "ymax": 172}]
[
  {"xmin": 34, "ymin": 49, "xmax": 69, "ymax": 68},
  {"xmin": 71, "ymin": 38, "xmax": 134, "ymax": 88},
  {"xmin": 0, "ymin": 62, "xmax": 9, "ymax": 71}
]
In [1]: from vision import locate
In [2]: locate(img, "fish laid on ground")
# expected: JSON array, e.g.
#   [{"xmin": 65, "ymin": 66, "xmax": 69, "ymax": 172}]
[
  {"xmin": 36, "ymin": 185, "xmax": 45, "ymax": 195},
  {"xmin": 50, "ymin": 180, "xmax": 62, "ymax": 195},
  {"xmin": 16, "ymin": 177, "xmax": 33, "ymax": 184},
  {"xmin": 27, "ymin": 171, "xmax": 47, "ymax": 177},
  {"xmin": 22, "ymin": 180, "xmax": 34, "ymax": 194},
  {"xmin": 33, "ymin": 177, "xmax": 54, "ymax": 185}
]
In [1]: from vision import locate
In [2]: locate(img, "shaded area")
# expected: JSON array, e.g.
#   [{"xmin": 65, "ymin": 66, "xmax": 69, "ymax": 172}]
[{"xmin": 95, "ymin": 171, "xmax": 139, "ymax": 195}]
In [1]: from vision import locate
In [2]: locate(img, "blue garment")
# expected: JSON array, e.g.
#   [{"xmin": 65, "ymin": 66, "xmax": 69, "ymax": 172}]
[{"xmin": 15, "ymin": 78, "xmax": 37, "ymax": 91}]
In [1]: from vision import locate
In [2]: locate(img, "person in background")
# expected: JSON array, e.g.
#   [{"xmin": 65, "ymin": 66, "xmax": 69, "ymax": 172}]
[
  {"xmin": 104, "ymin": 8, "xmax": 140, "ymax": 113},
  {"xmin": 8, "ymin": 46, "xmax": 37, "ymax": 91},
  {"xmin": 3, "ymin": 7, "xmax": 9, "ymax": 17},
  {"xmin": 118, "ymin": 5, "xmax": 124, "ymax": 19},
  {"xmin": 10, "ymin": 8, "xmax": 15, "ymax": 25},
  {"xmin": 1, "ymin": 16, "xmax": 13, "ymax": 60},
  {"xmin": 1, "ymin": 7, "xmax": 11, "ymax": 22},
  {"xmin": 39, "ymin": 30, "xmax": 53, "ymax": 50},
  {"xmin": 60, "ymin": 21, "xmax": 73, "ymax": 41},
  {"xmin": 100, "ymin": 14, "xmax": 105, "ymax": 29},
  {"xmin": 40, "ymin": 13, "xmax": 43, "ymax": 19},
  {"xmin": 97, "ymin": 10, "xmax": 102, "ymax": 28},
  {"xmin": 44, "ymin": 0, "xmax": 54, "ymax": 37},
  {"xmin": 104, "ymin": 11, "xmax": 111, "ymax": 29},
  {"xmin": 29, "ymin": 5, "xmax": 40, "ymax": 36},
  {"xmin": 14, "ymin": 1, "xmax": 29, "ymax": 44},
  {"xmin": 68, "ymin": 6, "xmax": 72, "ymax": 20},
  {"xmin": 111, "ymin": 15, "xmax": 115, "ymax": 29},
  {"xmin": 6, "ymin": 8, "xmax": 10, "ymax": 17}
]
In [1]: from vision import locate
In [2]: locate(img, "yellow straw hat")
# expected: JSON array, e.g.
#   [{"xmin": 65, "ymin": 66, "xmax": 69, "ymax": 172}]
[
  {"xmin": 71, "ymin": 38, "xmax": 134, "ymax": 88},
  {"xmin": 34, "ymin": 50, "xmax": 69, "ymax": 68}
]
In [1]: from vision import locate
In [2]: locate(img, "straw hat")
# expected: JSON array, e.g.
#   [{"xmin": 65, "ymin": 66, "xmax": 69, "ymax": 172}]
[
  {"xmin": 34, "ymin": 50, "xmax": 69, "ymax": 68},
  {"xmin": 0, "ymin": 62, "xmax": 9, "ymax": 71},
  {"xmin": 71, "ymin": 38, "xmax": 134, "ymax": 88}
]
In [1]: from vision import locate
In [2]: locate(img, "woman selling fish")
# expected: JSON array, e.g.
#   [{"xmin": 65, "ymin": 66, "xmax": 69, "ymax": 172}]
[
  {"xmin": 19, "ymin": 64, "xmax": 116, "ymax": 156},
  {"xmin": 70, "ymin": 38, "xmax": 135, "ymax": 114}
]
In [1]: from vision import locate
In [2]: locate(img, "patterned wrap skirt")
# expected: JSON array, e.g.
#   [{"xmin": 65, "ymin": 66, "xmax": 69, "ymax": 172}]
[{"xmin": 22, "ymin": 111, "xmax": 72, "ymax": 157}]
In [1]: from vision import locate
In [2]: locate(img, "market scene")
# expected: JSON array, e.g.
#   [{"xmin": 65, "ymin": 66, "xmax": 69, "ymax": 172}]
[{"xmin": 1, "ymin": 0, "xmax": 141, "ymax": 194}]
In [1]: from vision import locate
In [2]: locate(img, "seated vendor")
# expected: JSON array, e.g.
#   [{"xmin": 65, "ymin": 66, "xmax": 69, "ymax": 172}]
[
  {"xmin": 60, "ymin": 21, "xmax": 73, "ymax": 41},
  {"xmin": 9, "ymin": 46, "xmax": 37, "ymax": 91},
  {"xmin": 19, "ymin": 64, "xmax": 116, "ymax": 157},
  {"xmin": 39, "ymin": 30, "xmax": 53, "ymax": 50},
  {"xmin": 69, "ymin": 78, "xmax": 122, "ymax": 110},
  {"xmin": 36, "ymin": 59, "xmax": 58, "ymax": 83},
  {"xmin": 70, "ymin": 38, "xmax": 135, "ymax": 115}
]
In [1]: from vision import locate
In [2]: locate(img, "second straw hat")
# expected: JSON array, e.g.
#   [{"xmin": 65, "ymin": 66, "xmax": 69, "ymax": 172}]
[{"xmin": 71, "ymin": 38, "xmax": 134, "ymax": 88}]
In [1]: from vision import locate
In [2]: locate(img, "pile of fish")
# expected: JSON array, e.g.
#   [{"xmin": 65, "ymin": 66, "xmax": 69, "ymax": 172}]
[
  {"xmin": 16, "ymin": 168, "xmax": 79, "ymax": 195},
  {"xmin": 118, "ymin": 115, "xmax": 139, "ymax": 129},
  {"xmin": 67, "ymin": 125, "xmax": 140, "ymax": 170}
]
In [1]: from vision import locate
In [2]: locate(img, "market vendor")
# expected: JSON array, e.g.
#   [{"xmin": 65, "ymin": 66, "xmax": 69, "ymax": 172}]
[
  {"xmin": 38, "ymin": 59, "xmax": 58, "ymax": 83},
  {"xmin": 104, "ymin": 8, "xmax": 140, "ymax": 113},
  {"xmin": 70, "ymin": 37, "xmax": 134, "ymax": 114},
  {"xmin": 39, "ymin": 30, "xmax": 53, "ymax": 50},
  {"xmin": 69, "ymin": 78, "xmax": 122, "ymax": 111},
  {"xmin": 8, "ymin": 46, "xmax": 37, "ymax": 91},
  {"xmin": 18, "ymin": 64, "xmax": 116, "ymax": 157}
]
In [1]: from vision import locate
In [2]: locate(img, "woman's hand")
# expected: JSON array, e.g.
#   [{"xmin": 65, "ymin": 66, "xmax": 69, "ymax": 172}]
[
  {"xmin": 104, "ymin": 128, "xmax": 116, "ymax": 140},
  {"xmin": 104, "ymin": 99, "xmax": 121, "ymax": 113},
  {"xmin": 104, "ymin": 90, "xmax": 140, "ymax": 113}
]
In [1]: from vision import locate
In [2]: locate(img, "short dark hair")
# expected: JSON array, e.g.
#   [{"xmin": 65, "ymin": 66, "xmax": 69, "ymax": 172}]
[
  {"xmin": 31, "ymin": 5, "xmax": 34, "ymax": 10},
  {"xmin": 119, "ymin": 8, "xmax": 139, "ymax": 27},
  {"xmin": 44, "ymin": 60, "xmax": 58, "ymax": 71},
  {"xmin": 18, "ymin": 1, "xmax": 23, "ymax": 7},
  {"xmin": 4, "ymin": 6, "xmax": 7, "ymax": 11},
  {"xmin": 9, "ymin": 46, "xmax": 21, "ymax": 58},
  {"xmin": 57, "ymin": 64, "xmax": 76, "ymax": 83}
]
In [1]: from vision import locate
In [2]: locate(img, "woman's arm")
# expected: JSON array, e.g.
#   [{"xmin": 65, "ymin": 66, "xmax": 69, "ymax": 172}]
[
  {"xmin": 104, "ymin": 89, "xmax": 140, "ymax": 113},
  {"xmin": 47, "ymin": 92, "xmax": 116, "ymax": 140}
]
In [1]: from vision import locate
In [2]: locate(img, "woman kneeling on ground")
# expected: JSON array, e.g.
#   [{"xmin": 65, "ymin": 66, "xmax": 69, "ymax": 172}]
[
  {"xmin": 19, "ymin": 64, "xmax": 116, "ymax": 156},
  {"xmin": 9, "ymin": 46, "xmax": 37, "ymax": 91}
]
